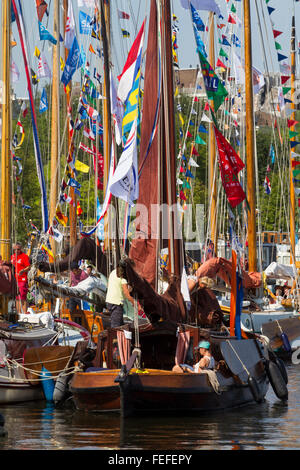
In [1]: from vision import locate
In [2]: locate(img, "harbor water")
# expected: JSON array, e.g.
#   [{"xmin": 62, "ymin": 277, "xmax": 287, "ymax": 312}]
[{"xmin": 0, "ymin": 361, "xmax": 300, "ymax": 451}]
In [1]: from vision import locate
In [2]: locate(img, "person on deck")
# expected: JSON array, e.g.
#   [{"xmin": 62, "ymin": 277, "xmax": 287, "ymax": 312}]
[
  {"xmin": 11, "ymin": 242, "xmax": 30, "ymax": 314},
  {"xmin": 106, "ymin": 263, "xmax": 135, "ymax": 328},
  {"xmin": 68, "ymin": 261, "xmax": 88, "ymax": 313},
  {"xmin": 172, "ymin": 340, "xmax": 215, "ymax": 373}
]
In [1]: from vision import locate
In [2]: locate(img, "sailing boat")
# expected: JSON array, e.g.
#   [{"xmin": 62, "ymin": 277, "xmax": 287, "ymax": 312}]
[
  {"xmin": 190, "ymin": 0, "xmax": 300, "ymax": 355},
  {"xmin": 69, "ymin": 0, "xmax": 279, "ymax": 417}
]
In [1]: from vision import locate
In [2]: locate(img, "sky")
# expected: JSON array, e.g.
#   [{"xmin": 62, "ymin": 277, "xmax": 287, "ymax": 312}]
[{"xmin": 2, "ymin": 0, "xmax": 300, "ymax": 99}]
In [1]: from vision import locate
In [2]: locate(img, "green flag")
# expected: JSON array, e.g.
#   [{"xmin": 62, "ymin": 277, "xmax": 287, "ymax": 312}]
[
  {"xmin": 195, "ymin": 134, "xmax": 206, "ymax": 145},
  {"xmin": 198, "ymin": 50, "xmax": 228, "ymax": 112}
]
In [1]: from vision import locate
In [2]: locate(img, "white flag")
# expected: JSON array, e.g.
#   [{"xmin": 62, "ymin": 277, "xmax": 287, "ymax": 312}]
[
  {"xmin": 109, "ymin": 118, "xmax": 139, "ymax": 206},
  {"xmin": 180, "ymin": 0, "xmax": 221, "ymax": 16},
  {"xmin": 201, "ymin": 113, "xmax": 212, "ymax": 123},
  {"xmin": 189, "ymin": 157, "xmax": 199, "ymax": 167},
  {"xmin": 77, "ymin": 0, "xmax": 95, "ymax": 8},
  {"xmin": 37, "ymin": 53, "xmax": 52, "ymax": 78},
  {"xmin": 11, "ymin": 61, "xmax": 20, "ymax": 82},
  {"xmin": 110, "ymin": 71, "xmax": 124, "ymax": 146},
  {"xmin": 65, "ymin": 1, "xmax": 75, "ymax": 50},
  {"xmin": 252, "ymin": 66, "xmax": 265, "ymax": 94}
]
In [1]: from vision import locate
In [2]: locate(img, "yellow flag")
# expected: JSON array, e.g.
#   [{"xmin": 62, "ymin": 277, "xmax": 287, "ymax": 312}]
[
  {"xmin": 179, "ymin": 113, "xmax": 184, "ymax": 126},
  {"xmin": 34, "ymin": 46, "xmax": 41, "ymax": 58},
  {"xmin": 60, "ymin": 57, "xmax": 65, "ymax": 71},
  {"xmin": 75, "ymin": 160, "xmax": 90, "ymax": 173}
]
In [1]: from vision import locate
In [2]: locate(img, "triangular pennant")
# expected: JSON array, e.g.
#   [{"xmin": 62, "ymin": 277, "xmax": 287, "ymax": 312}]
[
  {"xmin": 281, "ymin": 75, "xmax": 290, "ymax": 84},
  {"xmin": 277, "ymin": 53, "xmax": 288, "ymax": 62},
  {"xmin": 273, "ymin": 29, "xmax": 283, "ymax": 39},
  {"xmin": 282, "ymin": 87, "xmax": 291, "ymax": 95},
  {"xmin": 195, "ymin": 135, "xmax": 207, "ymax": 145}
]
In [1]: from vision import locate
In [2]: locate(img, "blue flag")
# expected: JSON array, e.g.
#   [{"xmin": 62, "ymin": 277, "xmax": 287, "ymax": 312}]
[
  {"xmin": 61, "ymin": 37, "xmax": 83, "ymax": 86},
  {"xmin": 79, "ymin": 11, "xmax": 92, "ymax": 35},
  {"xmin": 39, "ymin": 88, "xmax": 48, "ymax": 113},
  {"xmin": 38, "ymin": 21, "xmax": 57, "ymax": 45}
]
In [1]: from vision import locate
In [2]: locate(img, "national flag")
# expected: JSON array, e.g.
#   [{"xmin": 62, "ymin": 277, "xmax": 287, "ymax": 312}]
[
  {"xmin": 83, "ymin": 126, "xmax": 95, "ymax": 141},
  {"xmin": 117, "ymin": 20, "xmax": 145, "ymax": 104},
  {"xmin": 65, "ymin": 0, "xmax": 75, "ymax": 49},
  {"xmin": 38, "ymin": 21, "xmax": 57, "ymax": 45},
  {"xmin": 264, "ymin": 176, "xmax": 271, "ymax": 194},
  {"xmin": 39, "ymin": 88, "xmax": 48, "ymax": 113}
]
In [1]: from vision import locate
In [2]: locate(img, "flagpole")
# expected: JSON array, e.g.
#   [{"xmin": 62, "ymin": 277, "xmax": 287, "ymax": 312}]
[
  {"xmin": 290, "ymin": 13, "xmax": 296, "ymax": 265},
  {"xmin": 244, "ymin": 0, "xmax": 257, "ymax": 272},
  {"xmin": 0, "ymin": 0, "xmax": 11, "ymax": 261},
  {"xmin": 50, "ymin": 0, "xmax": 61, "ymax": 256}
]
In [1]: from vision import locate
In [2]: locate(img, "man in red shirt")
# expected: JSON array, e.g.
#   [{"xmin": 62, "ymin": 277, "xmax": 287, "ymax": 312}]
[{"xmin": 11, "ymin": 242, "xmax": 30, "ymax": 314}]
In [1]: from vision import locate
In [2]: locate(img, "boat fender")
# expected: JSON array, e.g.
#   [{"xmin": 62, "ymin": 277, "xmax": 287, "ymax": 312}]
[
  {"xmin": 265, "ymin": 360, "xmax": 288, "ymax": 401},
  {"xmin": 247, "ymin": 375, "xmax": 262, "ymax": 403},
  {"xmin": 272, "ymin": 356, "xmax": 288, "ymax": 384},
  {"xmin": 53, "ymin": 373, "xmax": 69, "ymax": 404},
  {"xmin": 40, "ymin": 366, "xmax": 55, "ymax": 402},
  {"xmin": 280, "ymin": 332, "xmax": 292, "ymax": 354}
]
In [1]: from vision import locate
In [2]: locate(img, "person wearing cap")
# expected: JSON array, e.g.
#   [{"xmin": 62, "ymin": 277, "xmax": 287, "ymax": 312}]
[
  {"xmin": 193, "ymin": 340, "xmax": 215, "ymax": 373},
  {"xmin": 68, "ymin": 261, "xmax": 89, "ymax": 313},
  {"xmin": 11, "ymin": 242, "xmax": 31, "ymax": 314},
  {"xmin": 172, "ymin": 340, "xmax": 215, "ymax": 373}
]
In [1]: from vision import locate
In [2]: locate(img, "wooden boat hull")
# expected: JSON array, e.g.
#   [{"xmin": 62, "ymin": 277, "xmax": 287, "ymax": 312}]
[
  {"xmin": 119, "ymin": 369, "xmax": 269, "ymax": 417},
  {"xmin": 70, "ymin": 370, "xmax": 121, "ymax": 412},
  {"xmin": 70, "ymin": 367, "xmax": 269, "ymax": 416}
]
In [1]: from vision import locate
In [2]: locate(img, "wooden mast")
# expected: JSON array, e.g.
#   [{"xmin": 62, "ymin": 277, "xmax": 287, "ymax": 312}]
[
  {"xmin": 290, "ymin": 14, "xmax": 296, "ymax": 264},
  {"xmin": 0, "ymin": 0, "xmax": 11, "ymax": 261},
  {"xmin": 64, "ymin": 0, "xmax": 77, "ymax": 248},
  {"xmin": 49, "ymin": 0, "xmax": 61, "ymax": 255},
  {"xmin": 244, "ymin": 0, "xmax": 257, "ymax": 272},
  {"xmin": 161, "ymin": 0, "xmax": 181, "ymax": 277},
  {"xmin": 208, "ymin": 11, "xmax": 217, "ymax": 255}
]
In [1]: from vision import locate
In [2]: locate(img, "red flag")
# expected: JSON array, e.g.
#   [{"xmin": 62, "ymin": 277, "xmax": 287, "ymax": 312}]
[
  {"xmin": 281, "ymin": 75, "xmax": 290, "ymax": 85},
  {"xmin": 216, "ymin": 58, "xmax": 227, "ymax": 68},
  {"xmin": 35, "ymin": 0, "xmax": 48, "ymax": 22},
  {"xmin": 214, "ymin": 126, "xmax": 246, "ymax": 208},
  {"xmin": 204, "ymin": 102, "xmax": 210, "ymax": 111},
  {"xmin": 298, "ymin": 199, "xmax": 300, "ymax": 208},
  {"xmin": 288, "ymin": 119, "xmax": 299, "ymax": 128},
  {"xmin": 228, "ymin": 14, "xmax": 236, "ymax": 24},
  {"xmin": 273, "ymin": 29, "xmax": 283, "ymax": 38},
  {"xmin": 192, "ymin": 146, "xmax": 199, "ymax": 156},
  {"xmin": 186, "ymin": 130, "xmax": 192, "ymax": 138},
  {"xmin": 292, "ymin": 159, "xmax": 300, "ymax": 168}
]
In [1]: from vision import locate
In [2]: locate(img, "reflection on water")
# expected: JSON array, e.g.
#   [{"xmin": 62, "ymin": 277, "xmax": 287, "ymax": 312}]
[{"xmin": 0, "ymin": 363, "xmax": 299, "ymax": 450}]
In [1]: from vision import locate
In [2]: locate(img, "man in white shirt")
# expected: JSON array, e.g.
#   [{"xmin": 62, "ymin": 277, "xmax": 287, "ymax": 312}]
[{"xmin": 106, "ymin": 264, "xmax": 135, "ymax": 328}]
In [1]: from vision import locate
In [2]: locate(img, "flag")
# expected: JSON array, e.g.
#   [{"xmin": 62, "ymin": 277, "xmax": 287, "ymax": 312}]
[
  {"xmin": 198, "ymin": 50, "xmax": 228, "ymax": 112},
  {"xmin": 264, "ymin": 176, "xmax": 271, "ymax": 194},
  {"xmin": 38, "ymin": 21, "xmax": 57, "ymax": 45},
  {"xmin": 214, "ymin": 126, "xmax": 246, "ymax": 208},
  {"xmin": 110, "ymin": 71, "xmax": 124, "ymax": 146},
  {"xmin": 78, "ymin": 0, "xmax": 95, "ymax": 7},
  {"xmin": 61, "ymin": 36, "xmax": 83, "ymax": 86},
  {"xmin": 118, "ymin": 10, "xmax": 130, "ymax": 20},
  {"xmin": 122, "ymin": 68, "xmax": 141, "ymax": 144},
  {"xmin": 11, "ymin": 61, "xmax": 20, "ymax": 82},
  {"xmin": 37, "ymin": 52, "xmax": 51, "ymax": 78},
  {"xmin": 65, "ymin": 0, "xmax": 75, "ymax": 49},
  {"xmin": 83, "ymin": 126, "xmax": 95, "ymax": 141},
  {"xmin": 35, "ymin": 0, "xmax": 48, "ymax": 22},
  {"xmin": 190, "ymin": 3, "xmax": 205, "ymax": 31},
  {"xmin": 180, "ymin": 0, "xmax": 221, "ymax": 16},
  {"xmin": 252, "ymin": 66, "xmax": 265, "ymax": 94},
  {"xmin": 79, "ymin": 11, "xmax": 92, "ymax": 35},
  {"xmin": 21, "ymin": 101, "xmax": 28, "ymax": 118},
  {"xmin": 75, "ymin": 160, "xmax": 90, "ymax": 173},
  {"xmin": 109, "ymin": 118, "xmax": 139, "ymax": 205},
  {"xmin": 55, "ymin": 205, "xmax": 68, "ymax": 226},
  {"xmin": 39, "ymin": 88, "xmax": 48, "ymax": 113},
  {"xmin": 121, "ymin": 29, "xmax": 130, "ymax": 37},
  {"xmin": 117, "ymin": 20, "xmax": 145, "ymax": 104}
]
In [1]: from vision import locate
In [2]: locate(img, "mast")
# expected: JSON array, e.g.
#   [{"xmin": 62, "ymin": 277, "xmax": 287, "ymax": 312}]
[
  {"xmin": 290, "ymin": 14, "xmax": 296, "ymax": 264},
  {"xmin": 161, "ymin": 0, "xmax": 181, "ymax": 277},
  {"xmin": 64, "ymin": 0, "xmax": 77, "ymax": 248},
  {"xmin": 208, "ymin": 11, "xmax": 217, "ymax": 255},
  {"xmin": 49, "ymin": 0, "xmax": 61, "ymax": 255},
  {"xmin": 243, "ymin": 0, "xmax": 257, "ymax": 272},
  {"xmin": 0, "ymin": 0, "xmax": 11, "ymax": 261}
]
